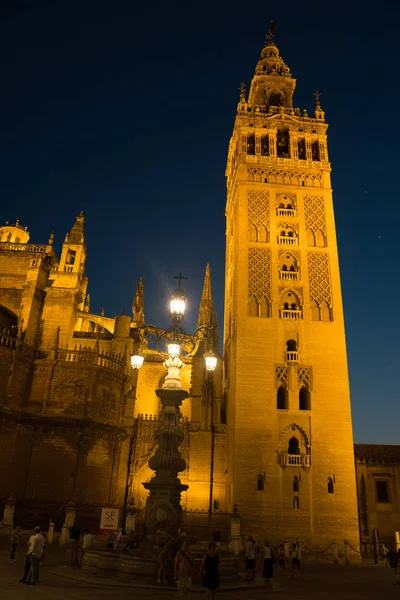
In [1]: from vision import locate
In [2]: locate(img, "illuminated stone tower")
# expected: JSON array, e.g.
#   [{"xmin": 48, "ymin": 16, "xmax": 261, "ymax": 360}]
[{"xmin": 224, "ymin": 25, "xmax": 359, "ymax": 548}]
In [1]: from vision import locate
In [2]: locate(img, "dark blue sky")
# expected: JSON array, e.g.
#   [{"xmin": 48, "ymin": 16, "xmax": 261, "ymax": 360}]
[{"xmin": 1, "ymin": 1, "xmax": 399, "ymax": 443}]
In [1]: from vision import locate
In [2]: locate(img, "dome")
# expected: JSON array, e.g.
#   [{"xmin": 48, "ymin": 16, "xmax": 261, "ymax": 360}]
[{"xmin": 0, "ymin": 220, "xmax": 30, "ymax": 244}]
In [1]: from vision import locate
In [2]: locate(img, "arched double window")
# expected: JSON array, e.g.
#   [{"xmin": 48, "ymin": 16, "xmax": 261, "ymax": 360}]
[{"xmin": 277, "ymin": 385, "xmax": 288, "ymax": 409}]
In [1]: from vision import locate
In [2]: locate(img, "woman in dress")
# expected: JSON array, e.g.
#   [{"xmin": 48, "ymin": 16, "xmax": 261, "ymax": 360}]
[
  {"xmin": 174, "ymin": 542, "xmax": 193, "ymax": 599},
  {"xmin": 262, "ymin": 540, "xmax": 275, "ymax": 584},
  {"xmin": 199, "ymin": 542, "xmax": 219, "ymax": 599}
]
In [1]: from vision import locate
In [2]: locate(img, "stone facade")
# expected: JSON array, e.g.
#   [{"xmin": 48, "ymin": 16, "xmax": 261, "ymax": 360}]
[
  {"xmin": 0, "ymin": 219, "xmax": 226, "ymax": 534},
  {"xmin": 0, "ymin": 31, "xmax": 398, "ymax": 546},
  {"xmin": 223, "ymin": 31, "xmax": 360, "ymax": 549},
  {"xmin": 355, "ymin": 445, "xmax": 400, "ymax": 544}
]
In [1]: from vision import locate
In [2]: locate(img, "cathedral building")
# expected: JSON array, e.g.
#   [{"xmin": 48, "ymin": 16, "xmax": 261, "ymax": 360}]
[{"xmin": 0, "ymin": 29, "xmax": 398, "ymax": 547}]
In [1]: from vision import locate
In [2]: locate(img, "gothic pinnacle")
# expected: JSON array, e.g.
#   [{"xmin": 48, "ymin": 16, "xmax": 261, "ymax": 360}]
[
  {"xmin": 197, "ymin": 262, "xmax": 214, "ymax": 330},
  {"xmin": 264, "ymin": 20, "xmax": 276, "ymax": 47}
]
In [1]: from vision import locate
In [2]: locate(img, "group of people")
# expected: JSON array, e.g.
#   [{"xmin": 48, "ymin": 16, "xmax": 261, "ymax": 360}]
[
  {"xmin": 158, "ymin": 539, "xmax": 220, "ymax": 599},
  {"xmin": 245, "ymin": 536, "xmax": 300, "ymax": 583},
  {"xmin": 11, "ymin": 525, "xmax": 46, "ymax": 585}
]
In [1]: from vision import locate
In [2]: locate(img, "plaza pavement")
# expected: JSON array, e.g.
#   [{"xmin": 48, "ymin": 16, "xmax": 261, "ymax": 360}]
[{"xmin": 0, "ymin": 537, "xmax": 399, "ymax": 599}]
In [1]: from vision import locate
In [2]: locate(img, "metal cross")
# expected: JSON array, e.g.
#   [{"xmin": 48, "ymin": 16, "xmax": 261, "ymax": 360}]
[{"xmin": 173, "ymin": 272, "xmax": 188, "ymax": 289}]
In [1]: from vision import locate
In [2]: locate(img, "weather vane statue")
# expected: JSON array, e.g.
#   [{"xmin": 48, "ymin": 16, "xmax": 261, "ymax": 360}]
[
  {"xmin": 265, "ymin": 20, "xmax": 276, "ymax": 46},
  {"xmin": 314, "ymin": 89, "xmax": 321, "ymax": 109}
]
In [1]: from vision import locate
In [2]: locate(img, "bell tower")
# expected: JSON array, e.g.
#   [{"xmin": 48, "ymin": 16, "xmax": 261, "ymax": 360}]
[{"xmin": 224, "ymin": 24, "xmax": 359, "ymax": 548}]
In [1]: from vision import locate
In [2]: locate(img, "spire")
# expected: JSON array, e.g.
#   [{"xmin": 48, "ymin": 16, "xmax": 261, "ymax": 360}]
[
  {"xmin": 197, "ymin": 263, "xmax": 215, "ymax": 330},
  {"xmin": 132, "ymin": 276, "xmax": 145, "ymax": 325},
  {"xmin": 65, "ymin": 211, "xmax": 85, "ymax": 245},
  {"xmin": 264, "ymin": 20, "xmax": 276, "ymax": 47}
]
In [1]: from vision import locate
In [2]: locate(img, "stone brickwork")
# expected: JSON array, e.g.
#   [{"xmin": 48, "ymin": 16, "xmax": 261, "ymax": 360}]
[{"xmin": 223, "ymin": 34, "xmax": 361, "ymax": 549}]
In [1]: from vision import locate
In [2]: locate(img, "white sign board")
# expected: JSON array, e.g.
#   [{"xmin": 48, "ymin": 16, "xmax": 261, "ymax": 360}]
[{"xmin": 99, "ymin": 507, "xmax": 120, "ymax": 534}]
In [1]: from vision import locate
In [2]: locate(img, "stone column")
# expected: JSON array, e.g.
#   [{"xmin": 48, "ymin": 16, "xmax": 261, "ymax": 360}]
[
  {"xmin": 2, "ymin": 493, "xmax": 16, "ymax": 527},
  {"xmin": 65, "ymin": 501, "xmax": 76, "ymax": 527},
  {"xmin": 47, "ymin": 520, "xmax": 55, "ymax": 545},
  {"xmin": 60, "ymin": 525, "xmax": 69, "ymax": 546},
  {"xmin": 143, "ymin": 387, "xmax": 188, "ymax": 547},
  {"xmin": 395, "ymin": 531, "xmax": 400, "ymax": 553}
]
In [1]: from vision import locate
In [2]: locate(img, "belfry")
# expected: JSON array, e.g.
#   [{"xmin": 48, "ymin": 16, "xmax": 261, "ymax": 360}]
[{"xmin": 223, "ymin": 24, "xmax": 360, "ymax": 547}]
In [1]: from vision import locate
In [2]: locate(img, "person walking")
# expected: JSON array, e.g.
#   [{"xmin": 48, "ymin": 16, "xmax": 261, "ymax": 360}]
[
  {"xmin": 262, "ymin": 540, "xmax": 275, "ymax": 585},
  {"xmin": 20, "ymin": 529, "xmax": 36, "ymax": 583},
  {"xmin": 174, "ymin": 541, "xmax": 193, "ymax": 599},
  {"xmin": 26, "ymin": 526, "xmax": 45, "ymax": 585},
  {"xmin": 245, "ymin": 536, "xmax": 256, "ymax": 581},
  {"xmin": 199, "ymin": 542, "xmax": 219, "ymax": 599},
  {"xmin": 382, "ymin": 543, "xmax": 389, "ymax": 566},
  {"xmin": 387, "ymin": 546, "xmax": 400, "ymax": 585},
  {"xmin": 68, "ymin": 523, "xmax": 80, "ymax": 566},
  {"xmin": 10, "ymin": 525, "xmax": 21, "ymax": 561},
  {"xmin": 291, "ymin": 543, "xmax": 301, "ymax": 578}
]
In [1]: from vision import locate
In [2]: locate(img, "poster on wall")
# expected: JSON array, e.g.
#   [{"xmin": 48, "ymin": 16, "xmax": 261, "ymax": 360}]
[{"xmin": 99, "ymin": 507, "xmax": 120, "ymax": 534}]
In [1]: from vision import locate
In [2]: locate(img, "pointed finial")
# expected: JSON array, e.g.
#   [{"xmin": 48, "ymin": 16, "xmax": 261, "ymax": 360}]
[
  {"xmin": 197, "ymin": 262, "xmax": 215, "ymax": 330},
  {"xmin": 48, "ymin": 231, "xmax": 54, "ymax": 245},
  {"xmin": 264, "ymin": 20, "xmax": 276, "ymax": 46},
  {"xmin": 314, "ymin": 90, "xmax": 321, "ymax": 109},
  {"xmin": 101, "ymin": 307, "xmax": 105, "ymax": 316},
  {"xmin": 239, "ymin": 82, "xmax": 246, "ymax": 102},
  {"xmin": 132, "ymin": 276, "xmax": 145, "ymax": 325}
]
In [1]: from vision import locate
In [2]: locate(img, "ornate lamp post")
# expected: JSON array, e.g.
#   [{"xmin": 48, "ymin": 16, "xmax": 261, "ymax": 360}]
[{"xmin": 130, "ymin": 275, "xmax": 217, "ymax": 547}]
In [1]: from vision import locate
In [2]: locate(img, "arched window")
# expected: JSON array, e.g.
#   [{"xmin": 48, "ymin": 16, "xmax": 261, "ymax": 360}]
[
  {"xmin": 287, "ymin": 339, "xmax": 297, "ymax": 352},
  {"xmin": 269, "ymin": 92, "xmax": 282, "ymax": 107},
  {"xmin": 293, "ymin": 496, "xmax": 299, "ymax": 509},
  {"xmin": 293, "ymin": 476, "xmax": 299, "ymax": 492},
  {"xmin": 259, "ymin": 297, "xmax": 269, "ymax": 318},
  {"xmin": 15, "ymin": 237, "xmax": 20, "ymax": 243},
  {"xmin": 299, "ymin": 386, "xmax": 311, "ymax": 410},
  {"xmin": 248, "ymin": 224, "xmax": 258, "ymax": 242},
  {"xmin": 283, "ymin": 302, "xmax": 289, "ymax": 310},
  {"xmin": 311, "ymin": 140, "xmax": 320, "ymax": 161},
  {"xmin": 310, "ymin": 300, "xmax": 320, "ymax": 321},
  {"xmin": 257, "ymin": 475, "xmax": 264, "ymax": 491},
  {"xmin": 298, "ymin": 138, "xmax": 306, "ymax": 160},
  {"xmin": 277, "ymin": 128, "xmax": 290, "ymax": 158},
  {"xmin": 261, "ymin": 135, "xmax": 269, "ymax": 156},
  {"xmin": 315, "ymin": 230, "xmax": 325, "ymax": 247},
  {"xmin": 320, "ymin": 301, "xmax": 331, "ymax": 322},
  {"xmin": 247, "ymin": 134, "xmax": 255, "ymax": 155},
  {"xmin": 328, "ymin": 478, "xmax": 334, "ymax": 494},
  {"xmin": 277, "ymin": 385, "xmax": 288, "ymax": 409},
  {"xmin": 288, "ymin": 436, "xmax": 300, "ymax": 455},
  {"xmin": 248, "ymin": 296, "xmax": 258, "ymax": 317}
]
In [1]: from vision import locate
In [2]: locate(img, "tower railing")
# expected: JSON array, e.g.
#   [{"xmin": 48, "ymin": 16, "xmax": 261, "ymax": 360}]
[
  {"xmin": 285, "ymin": 351, "xmax": 299, "ymax": 362},
  {"xmin": 0, "ymin": 242, "xmax": 48, "ymax": 253},
  {"xmin": 277, "ymin": 208, "xmax": 296, "ymax": 217},
  {"xmin": 278, "ymin": 236, "xmax": 297, "ymax": 245},
  {"xmin": 280, "ymin": 309, "xmax": 302, "ymax": 320},
  {"xmin": 279, "ymin": 453, "xmax": 310, "ymax": 467},
  {"xmin": 279, "ymin": 270, "xmax": 298, "ymax": 280}
]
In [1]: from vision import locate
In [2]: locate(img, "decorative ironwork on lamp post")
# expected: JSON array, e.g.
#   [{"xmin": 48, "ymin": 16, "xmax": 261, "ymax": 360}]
[{"xmin": 128, "ymin": 274, "xmax": 218, "ymax": 543}]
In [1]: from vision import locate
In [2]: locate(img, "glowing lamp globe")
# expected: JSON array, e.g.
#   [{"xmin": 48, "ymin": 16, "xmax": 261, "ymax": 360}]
[
  {"xmin": 167, "ymin": 343, "xmax": 181, "ymax": 358},
  {"xmin": 170, "ymin": 288, "xmax": 186, "ymax": 323},
  {"xmin": 131, "ymin": 353, "xmax": 144, "ymax": 369},
  {"xmin": 204, "ymin": 352, "xmax": 217, "ymax": 372}
]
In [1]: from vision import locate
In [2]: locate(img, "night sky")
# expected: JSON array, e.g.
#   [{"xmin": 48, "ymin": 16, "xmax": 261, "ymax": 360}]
[{"xmin": 1, "ymin": 1, "xmax": 399, "ymax": 443}]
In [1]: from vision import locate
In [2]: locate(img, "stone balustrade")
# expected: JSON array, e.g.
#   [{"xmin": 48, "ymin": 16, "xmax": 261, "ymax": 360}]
[
  {"xmin": 280, "ymin": 309, "xmax": 302, "ymax": 320},
  {"xmin": 280, "ymin": 270, "xmax": 298, "ymax": 280},
  {"xmin": 278, "ymin": 235, "xmax": 297, "ymax": 245},
  {"xmin": 277, "ymin": 208, "xmax": 296, "ymax": 217},
  {"xmin": 279, "ymin": 453, "xmax": 310, "ymax": 467}
]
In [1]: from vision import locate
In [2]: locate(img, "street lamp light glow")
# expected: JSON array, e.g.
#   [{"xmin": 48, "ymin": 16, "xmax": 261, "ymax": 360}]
[
  {"xmin": 204, "ymin": 352, "xmax": 217, "ymax": 372},
  {"xmin": 170, "ymin": 288, "xmax": 186, "ymax": 324},
  {"xmin": 167, "ymin": 343, "xmax": 181, "ymax": 358},
  {"xmin": 131, "ymin": 353, "xmax": 144, "ymax": 369}
]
